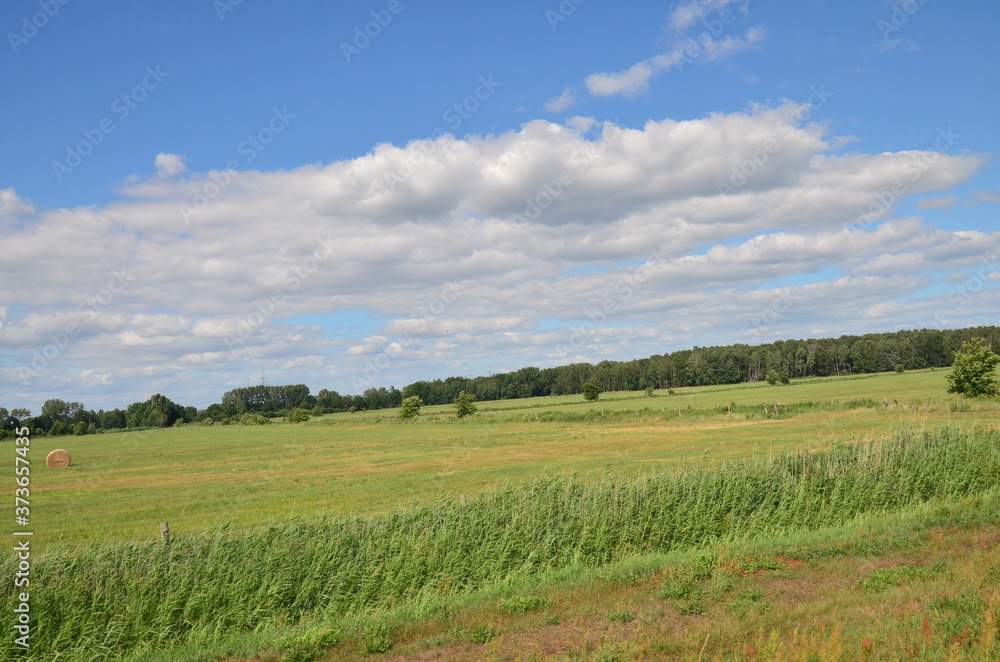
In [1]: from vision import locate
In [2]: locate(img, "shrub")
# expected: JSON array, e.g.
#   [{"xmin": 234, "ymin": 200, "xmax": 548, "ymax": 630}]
[
  {"xmin": 453, "ymin": 391, "xmax": 477, "ymax": 418},
  {"xmin": 398, "ymin": 396, "xmax": 423, "ymax": 420},
  {"xmin": 946, "ymin": 337, "xmax": 999, "ymax": 397},
  {"xmin": 583, "ymin": 382, "xmax": 601, "ymax": 401},
  {"xmin": 286, "ymin": 408, "xmax": 311, "ymax": 423},
  {"xmin": 766, "ymin": 370, "xmax": 790, "ymax": 385},
  {"xmin": 238, "ymin": 413, "xmax": 271, "ymax": 426}
]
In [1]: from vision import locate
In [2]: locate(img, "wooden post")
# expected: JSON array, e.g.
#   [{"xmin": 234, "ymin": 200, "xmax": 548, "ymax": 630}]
[
  {"xmin": 160, "ymin": 522, "xmax": 170, "ymax": 543},
  {"xmin": 459, "ymin": 494, "xmax": 466, "ymax": 505}
]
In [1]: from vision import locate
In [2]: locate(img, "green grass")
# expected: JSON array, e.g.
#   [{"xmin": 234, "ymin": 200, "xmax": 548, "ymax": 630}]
[
  {"xmin": 10, "ymin": 369, "xmax": 995, "ymax": 547},
  {"xmin": 3, "ymin": 368, "xmax": 1000, "ymax": 661},
  {"xmin": 4, "ymin": 425, "xmax": 1000, "ymax": 661}
]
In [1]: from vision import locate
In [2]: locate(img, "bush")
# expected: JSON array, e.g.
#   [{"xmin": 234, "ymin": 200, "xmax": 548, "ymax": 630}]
[
  {"xmin": 766, "ymin": 370, "xmax": 790, "ymax": 385},
  {"xmin": 453, "ymin": 391, "xmax": 477, "ymax": 418},
  {"xmin": 398, "ymin": 396, "xmax": 423, "ymax": 420},
  {"xmin": 286, "ymin": 408, "xmax": 311, "ymax": 423},
  {"xmin": 238, "ymin": 413, "xmax": 271, "ymax": 426},
  {"xmin": 583, "ymin": 382, "xmax": 601, "ymax": 401},
  {"xmin": 946, "ymin": 337, "xmax": 999, "ymax": 397}
]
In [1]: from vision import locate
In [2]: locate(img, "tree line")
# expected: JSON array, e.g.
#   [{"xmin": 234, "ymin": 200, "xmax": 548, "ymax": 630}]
[{"xmin": 2, "ymin": 325, "xmax": 997, "ymax": 438}]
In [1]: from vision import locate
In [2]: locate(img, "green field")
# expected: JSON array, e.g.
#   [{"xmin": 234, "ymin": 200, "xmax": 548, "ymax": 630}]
[
  {"xmin": 4, "ymin": 368, "xmax": 1000, "ymax": 661},
  {"xmin": 18, "ymin": 369, "xmax": 989, "ymax": 547}
]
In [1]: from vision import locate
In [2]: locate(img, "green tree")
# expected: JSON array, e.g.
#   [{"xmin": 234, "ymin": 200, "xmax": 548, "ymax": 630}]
[
  {"xmin": 766, "ymin": 370, "xmax": 790, "ymax": 385},
  {"xmin": 453, "ymin": 391, "xmax": 477, "ymax": 418},
  {"xmin": 398, "ymin": 395, "xmax": 423, "ymax": 420},
  {"xmin": 583, "ymin": 382, "xmax": 601, "ymax": 401},
  {"xmin": 946, "ymin": 337, "xmax": 999, "ymax": 397},
  {"xmin": 126, "ymin": 394, "xmax": 184, "ymax": 428}
]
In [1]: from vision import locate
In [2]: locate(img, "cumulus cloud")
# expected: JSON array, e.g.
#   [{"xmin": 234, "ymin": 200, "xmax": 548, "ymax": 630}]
[
  {"xmin": 0, "ymin": 105, "xmax": 992, "ymax": 409},
  {"xmin": 0, "ymin": 188, "xmax": 34, "ymax": 219}
]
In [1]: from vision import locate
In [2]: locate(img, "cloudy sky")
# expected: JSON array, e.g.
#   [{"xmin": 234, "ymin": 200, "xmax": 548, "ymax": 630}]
[{"xmin": 1, "ymin": 0, "xmax": 998, "ymax": 412}]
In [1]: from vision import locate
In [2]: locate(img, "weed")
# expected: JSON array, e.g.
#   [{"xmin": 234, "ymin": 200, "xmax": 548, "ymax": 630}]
[{"xmin": 499, "ymin": 595, "xmax": 550, "ymax": 614}]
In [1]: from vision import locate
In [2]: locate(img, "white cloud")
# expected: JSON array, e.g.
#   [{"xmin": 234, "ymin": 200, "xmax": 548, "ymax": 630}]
[
  {"xmin": 668, "ymin": 0, "xmax": 749, "ymax": 34},
  {"xmin": 0, "ymin": 188, "xmax": 34, "ymax": 219},
  {"xmin": 917, "ymin": 195, "xmax": 959, "ymax": 211},
  {"xmin": 586, "ymin": 61, "xmax": 656, "ymax": 97},
  {"xmin": 545, "ymin": 88, "xmax": 578, "ymax": 112},
  {"xmin": 585, "ymin": 27, "xmax": 766, "ymax": 98},
  {"xmin": 154, "ymin": 153, "xmax": 188, "ymax": 177},
  {"xmin": 0, "ymin": 105, "xmax": 991, "ymax": 410}
]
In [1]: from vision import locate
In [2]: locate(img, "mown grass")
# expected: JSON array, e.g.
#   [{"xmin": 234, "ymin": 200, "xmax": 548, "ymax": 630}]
[
  {"xmin": 4, "ymin": 425, "xmax": 1000, "ymax": 661},
  {"xmin": 10, "ymin": 369, "xmax": 997, "ymax": 546}
]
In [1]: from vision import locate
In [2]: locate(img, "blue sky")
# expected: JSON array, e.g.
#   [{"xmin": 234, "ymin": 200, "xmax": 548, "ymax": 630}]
[{"xmin": 1, "ymin": 0, "xmax": 998, "ymax": 411}]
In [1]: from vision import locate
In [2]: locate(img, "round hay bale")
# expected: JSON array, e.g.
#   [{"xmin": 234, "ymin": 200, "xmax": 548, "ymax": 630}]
[{"xmin": 46, "ymin": 449, "xmax": 71, "ymax": 468}]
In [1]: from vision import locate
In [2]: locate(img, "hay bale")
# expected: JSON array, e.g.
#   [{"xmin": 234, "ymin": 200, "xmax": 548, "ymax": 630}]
[{"xmin": 46, "ymin": 449, "xmax": 71, "ymax": 468}]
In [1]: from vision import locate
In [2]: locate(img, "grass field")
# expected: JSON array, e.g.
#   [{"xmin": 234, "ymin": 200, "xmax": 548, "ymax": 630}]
[
  {"xmin": 4, "ymin": 368, "xmax": 1000, "ymax": 661},
  {"xmin": 15, "ymin": 369, "xmax": 992, "ymax": 547}
]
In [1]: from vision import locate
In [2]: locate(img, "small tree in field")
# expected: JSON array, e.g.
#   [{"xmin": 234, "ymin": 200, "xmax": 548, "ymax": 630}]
[
  {"xmin": 766, "ymin": 370, "xmax": 790, "ymax": 385},
  {"xmin": 453, "ymin": 391, "xmax": 477, "ymax": 418},
  {"xmin": 398, "ymin": 396, "xmax": 423, "ymax": 420},
  {"xmin": 583, "ymin": 382, "xmax": 601, "ymax": 401},
  {"xmin": 946, "ymin": 337, "xmax": 999, "ymax": 397}
]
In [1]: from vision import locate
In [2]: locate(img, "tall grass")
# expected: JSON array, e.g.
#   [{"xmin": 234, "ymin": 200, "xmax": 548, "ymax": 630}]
[{"xmin": 4, "ymin": 426, "xmax": 999, "ymax": 661}]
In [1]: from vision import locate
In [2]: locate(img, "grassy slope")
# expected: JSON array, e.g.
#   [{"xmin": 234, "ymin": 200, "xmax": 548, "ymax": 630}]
[
  {"xmin": 315, "ymin": 492, "xmax": 1000, "ymax": 662},
  {"xmin": 134, "ymin": 489, "xmax": 1000, "ymax": 662},
  {"xmin": 11, "ymin": 369, "xmax": 992, "ymax": 547}
]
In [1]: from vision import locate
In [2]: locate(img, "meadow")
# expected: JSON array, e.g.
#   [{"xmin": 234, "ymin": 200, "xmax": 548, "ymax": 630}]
[
  {"xmin": 3, "ymin": 368, "xmax": 1000, "ymax": 661},
  {"xmin": 16, "ymin": 369, "xmax": 987, "ymax": 546}
]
